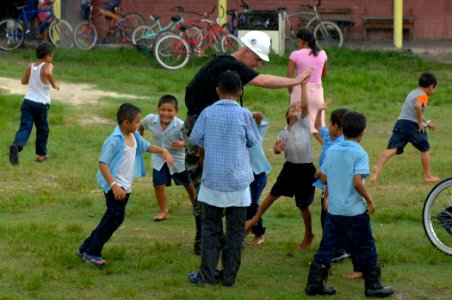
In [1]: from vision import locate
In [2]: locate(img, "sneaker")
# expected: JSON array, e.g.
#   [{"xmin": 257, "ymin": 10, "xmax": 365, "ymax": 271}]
[
  {"xmin": 188, "ymin": 272, "xmax": 208, "ymax": 286},
  {"xmin": 331, "ymin": 249, "xmax": 350, "ymax": 263},
  {"xmin": 9, "ymin": 144, "xmax": 19, "ymax": 165}
]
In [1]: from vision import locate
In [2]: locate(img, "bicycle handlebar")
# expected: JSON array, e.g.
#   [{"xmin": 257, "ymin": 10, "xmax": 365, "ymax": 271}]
[{"xmin": 171, "ymin": 6, "xmax": 184, "ymax": 13}]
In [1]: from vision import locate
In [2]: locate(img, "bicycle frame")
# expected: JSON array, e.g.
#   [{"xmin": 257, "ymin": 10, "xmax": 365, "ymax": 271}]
[
  {"xmin": 17, "ymin": 6, "xmax": 56, "ymax": 38},
  {"xmin": 182, "ymin": 22, "xmax": 223, "ymax": 53}
]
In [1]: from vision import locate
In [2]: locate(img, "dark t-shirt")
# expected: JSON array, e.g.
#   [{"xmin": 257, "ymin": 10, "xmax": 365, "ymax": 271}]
[{"xmin": 185, "ymin": 55, "xmax": 259, "ymax": 116}]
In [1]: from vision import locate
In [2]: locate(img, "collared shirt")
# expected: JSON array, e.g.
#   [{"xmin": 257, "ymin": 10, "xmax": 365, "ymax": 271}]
[
  {"xmin": 320, "ymin": 140, "xmax": 369, "ymax": 216},
  {"xmin": 248, "ymin": 118, "xmax": 272, "ymax": 176},
  {"xmin": 276, "ymin": 112, "xmax": 312, "ymax": 164},
  {"xmin": 198, "ymin": 183, "xmax": 251, "ymax": 208},
  {"xmin": 189, "ymin": 100, "xmax": 260, "ymax": 192},
  {"xmin": 96, "ymin": 125, "xmax": 151, "ymax": 193},
  {"xmin": 140, "ymin": 114, "xmax": 185, "ymax": 174},
  {"xmin": 313, "ymin": 127, "xmax": 345, "ymax": 190}
]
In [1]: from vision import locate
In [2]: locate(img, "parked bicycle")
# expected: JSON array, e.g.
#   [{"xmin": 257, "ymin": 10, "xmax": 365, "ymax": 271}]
[
  {"xmin": 0, "ymin": 1, "xmax": 73, "ymax": 51},
  {"xmin": 132, "ymin": 6, "xmax": 216, "ymax": 52},
  {"xmin": 222, "ymin": 0, "xmax": 250, "ymax": 36},
  {"xmin": 423, "ymin": 177, "xmax": 452, "ymax": 255},
  {"xmin": 280, "ymin": 0, "xmax": 343, "ymax": 48},
  {"xmin": 73, "ymin": 0, "xmax": 145, "ymax": 50},
  {"xmin": 153, "ymin": 6, "xmax": 241, "ymax": 70}
]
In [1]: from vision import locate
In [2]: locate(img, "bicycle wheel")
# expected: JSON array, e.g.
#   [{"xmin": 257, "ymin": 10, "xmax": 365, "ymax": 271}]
[
  {"xmin": 0, "ymin": 19, "xmax": 25, "ymax": 51},
  {"xmin": 423, "ymin": 178, "xmax": 452, "ymax": 255},
  {"xmin": 221, "ymin": 34, "xmax": 241, "ymax": 54},
  {"xmin": 73, "ymin": 21, "xmax": 97, "ymax": 50},
  {"xmin": 314, "ymin": 20, "xmax": 343, "ymax": 48},
  {"xmin": 154, "ymin": 34, "xmax": 190, "ymax": 70},
  {"xmin": 49, "ymin": 19, "xmax": 73, "ymax": 48},
  {"xmin": 132, "ymin": 25, "xmax": 156, "ymax": 51},
  {"xmin": 122, "ymin": 12, "xmax": 145, "ymax": 42},
  {"xmin": 184, "ymin": 26, "xmax": 203, "ymax": 44}
]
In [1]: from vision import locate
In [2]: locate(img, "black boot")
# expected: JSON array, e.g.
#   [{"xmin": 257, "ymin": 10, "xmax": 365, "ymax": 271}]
[
  {"xmin": 193, "ymin": 215, "xmax": 202, "ymax": 255},
  {"xmin": 305, "ymin": 262, "xmax": 336, "ymax": 296},
  {"xmin": 363, "ymin": 265, "xmax": 394, "ymax": 298}
]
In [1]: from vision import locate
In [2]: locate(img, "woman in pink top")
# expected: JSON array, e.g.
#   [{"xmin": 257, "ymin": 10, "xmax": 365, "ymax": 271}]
[{"xmin": 287, "ymin": 28, "xmax": 328, "ymax": 144}]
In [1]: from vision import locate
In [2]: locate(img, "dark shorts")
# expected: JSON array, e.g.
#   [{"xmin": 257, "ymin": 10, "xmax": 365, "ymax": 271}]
[
  {"xmin": 153, "ymin": 164, "xmax": 191, "ymax": 187},
  {"xmin": 270, "ymin": 161, "xmax": 316, "ymax": 209},
  {"xmin": 387, "ymin": 119, "xmax": 430, "ymax": 154},
  {"xmin": 101, "ymin": 1, "xmax": 120, "ymax": 12}
]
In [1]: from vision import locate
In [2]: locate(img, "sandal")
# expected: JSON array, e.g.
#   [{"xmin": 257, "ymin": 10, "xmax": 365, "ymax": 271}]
[{"xmin": 79, "ymin": 251, "xmax": 107, "ymax": 267}]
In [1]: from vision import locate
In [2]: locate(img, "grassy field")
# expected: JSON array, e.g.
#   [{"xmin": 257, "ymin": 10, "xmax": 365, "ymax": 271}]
[{"xmin": 0, "ymin": 45, "xmax": 451, "ymax": 299}]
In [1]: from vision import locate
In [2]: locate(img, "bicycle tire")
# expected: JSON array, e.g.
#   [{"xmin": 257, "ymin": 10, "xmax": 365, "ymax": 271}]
[
  {"xmin": 0, "ymin": 19, "xmax": 25, "ymax": 51},
  {"xmin": 184, "ymin": 26, "xmax": 203, "ymax": 44},
  {"xmin": 221, "ymin": 34, "xmax": 241, "ymax": 54},
  {"xmin": 422, "ymin": 177, "xmax": 452, "ymax": 255},
  {"xmin": 154, "ymin": 34, "xmax": 190, "ymax": 70},
  {"xmin": 122, "ymin": 12, "xmax": 146, "ymax": 42},
  {"xmin": 313, "ymin": 20, "xmax": 343, "ymax": 48},
  {"xmin": 49, "ymin": 19, "xmax": 73, "ymax": 48},
  {"xmin": 73, "ymin": 21, "xmax": 97, "ymax": 50},
  {"xmin": 132, "ymin": 25, "xmax": 156, "ymax": 51}
]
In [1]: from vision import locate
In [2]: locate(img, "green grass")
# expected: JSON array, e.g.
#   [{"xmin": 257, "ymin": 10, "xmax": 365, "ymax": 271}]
[{"xmin": 0, "ymin": 46, "xmax": 451, "ymax": 299}]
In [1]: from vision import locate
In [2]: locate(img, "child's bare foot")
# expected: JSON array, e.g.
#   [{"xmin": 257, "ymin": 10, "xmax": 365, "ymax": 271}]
[
  {"xmin": 299, "ymin": 234, "xmax": 315, "ymax": 251},
  {"xmin": 424, "ymin": 175, "xmax": 440, "ymax": 183},
  {"xmin": 153, "ymin": 211, "xmax": 168, "ymax": 221},
  {"xmin": 343, "ymin": 271, "xmax": 363, "ymax": 280},
  {"xmin": 370, "ymin": 166, "xmax": 379, "ymax": 184},
  {"xmin": 253, "ymin": 235, "xmax": 265, "ymax": 245}
]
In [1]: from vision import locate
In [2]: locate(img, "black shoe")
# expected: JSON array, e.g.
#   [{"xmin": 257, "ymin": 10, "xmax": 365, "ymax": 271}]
[{"xmin": 9, "ymin": 144, "xmax": 19, "ymax": 165}]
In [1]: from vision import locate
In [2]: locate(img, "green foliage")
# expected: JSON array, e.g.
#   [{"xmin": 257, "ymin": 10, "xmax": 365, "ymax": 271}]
[{"xmin": 0, "ymin": 46, "xmax": 450, "ymax": 299}]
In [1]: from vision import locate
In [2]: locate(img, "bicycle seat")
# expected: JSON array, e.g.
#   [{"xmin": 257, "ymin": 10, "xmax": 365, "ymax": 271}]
[
  {"xmin": 171, "ymin": 16, "xmax": 182, "ymax": 22},
  {"xmin": 150, "ymin": 15, "xmax": 161, "ymax": 21},
  {"xmin": 179, "ymin": 25, "xmax": 194, "ymax": 32}
]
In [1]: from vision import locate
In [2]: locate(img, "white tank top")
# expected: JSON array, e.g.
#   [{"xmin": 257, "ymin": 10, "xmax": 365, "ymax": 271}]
[{"xmin": 24, "ymin": 62, "xmax": 51, "ymax": 104}]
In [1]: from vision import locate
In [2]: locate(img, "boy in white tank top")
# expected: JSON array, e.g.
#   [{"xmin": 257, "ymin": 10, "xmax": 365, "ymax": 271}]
[{"xmin": 9, "ymin": 42, "xmax": 59, "ymax": 165}]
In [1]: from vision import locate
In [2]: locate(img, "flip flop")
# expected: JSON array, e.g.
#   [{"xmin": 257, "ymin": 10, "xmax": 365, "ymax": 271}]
[
  {"xmin": 81, "ymin": 252, "xmax": 107, "ymax": 267},
  {"xmin": 35, "ymin": 156, "xmax": 48, "ymax": 163}
]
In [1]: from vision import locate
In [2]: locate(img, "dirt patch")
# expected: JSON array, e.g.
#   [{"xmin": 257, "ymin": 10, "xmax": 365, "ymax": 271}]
[{"xmin": 0, "ymin": 76, "xmax": 148, "ymax": 124}]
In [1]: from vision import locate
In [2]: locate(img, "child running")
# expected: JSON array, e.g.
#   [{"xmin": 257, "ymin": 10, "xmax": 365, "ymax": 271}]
[
  {"xmin": 371, "ymin": 72, "xmax": 440, "ymax": 184},
  {"xmin": 246, "ymin": 72, "xmax": 316, "ymax": 251},
  {"xmin": 77, "ymin": 103, "xmax": 174, "ymax": 267},
  {"xmin": 305, "ymin": 111, "xmax": 393, "ymax": 297},
  {"xmin": 187, "ymin": 70, "xmax": 260, "ymax": 286},
  {"xmin": 139, "ymin": 95, "xmax": 195, "ymax": 221},
  {"xmin": 9, "ymin": 42, "xmax": 59, "ymax": 165}
]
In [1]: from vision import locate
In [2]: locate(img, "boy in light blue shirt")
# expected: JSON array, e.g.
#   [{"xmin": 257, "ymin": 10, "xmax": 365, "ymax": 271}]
[
  {"xmin": 305, "ymin": 111, "xmax": 394, "ymax": 298},
  {"xmin": 188, "ymin": 70, "xmax": 260, "ymax": 287}
]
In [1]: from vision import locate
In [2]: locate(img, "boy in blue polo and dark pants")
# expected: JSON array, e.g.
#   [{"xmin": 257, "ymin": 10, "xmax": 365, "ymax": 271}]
[
  {"xmin": 305, "ymin": 111, "xmax": 394, "ymax": 298},
  {"xmin": 187, "ymin": 70, "xmax": 260, "ymax": 286}
]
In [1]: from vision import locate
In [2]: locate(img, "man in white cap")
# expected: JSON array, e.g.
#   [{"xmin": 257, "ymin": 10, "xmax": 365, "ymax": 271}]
[{"xmin": 183, "ymin": 30, "xmax": 311, "ymax": 259}]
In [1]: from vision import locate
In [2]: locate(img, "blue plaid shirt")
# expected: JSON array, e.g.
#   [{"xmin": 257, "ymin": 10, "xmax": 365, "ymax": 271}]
[{"xmin": 189, "ymin": 100, "xmax": 260, "ymax": 192}]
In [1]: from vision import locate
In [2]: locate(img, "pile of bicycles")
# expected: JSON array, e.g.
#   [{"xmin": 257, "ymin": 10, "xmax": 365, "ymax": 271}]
[{"xmin": 0, "ymin": 1, "xmax": 73, "ymax": 51}]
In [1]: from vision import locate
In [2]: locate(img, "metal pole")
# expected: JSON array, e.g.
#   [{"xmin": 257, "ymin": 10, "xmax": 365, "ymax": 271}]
[
  {"xmin": 394, "ymin": 0, "xmax": 403, "ymax": 48},
  {"xmin": 218, "ymin": 0, "xmax": 227, "ymax": 25}
]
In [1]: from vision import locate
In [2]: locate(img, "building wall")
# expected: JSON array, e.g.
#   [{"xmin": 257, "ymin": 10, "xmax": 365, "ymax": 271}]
[{"xmin": 117, "ymin": 0, "xmax": 450, "ymax": 40}]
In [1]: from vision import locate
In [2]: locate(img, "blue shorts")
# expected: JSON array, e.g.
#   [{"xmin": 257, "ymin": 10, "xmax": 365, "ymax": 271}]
[
  {"xmin": 387, "ymin": 119, "xmax": 430, "ymax": 154},
  {"xmin": 270, "ymin": 161, "xmax": 316, "ymax": 209},
  {"xmin": 153, "ymin": 164, "xmax": 191, "ymax": 187},
  {"xmin": 101, "ymin": 0, "xmax": 121, "ymax": 11}
]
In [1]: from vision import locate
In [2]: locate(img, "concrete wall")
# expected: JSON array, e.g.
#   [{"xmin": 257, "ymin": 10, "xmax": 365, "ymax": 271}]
[{"xmin": 116, "ymin": 0, "xmax": 451, "ymax": 40}]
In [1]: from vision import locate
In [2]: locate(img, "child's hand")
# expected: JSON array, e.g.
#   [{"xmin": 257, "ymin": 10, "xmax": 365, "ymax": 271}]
[
  {"xmin": 112, "ymin": 184, "xmax": 126, "ymax": 201},
  {"xmin": 367, "ymin": 200, "xmax": 376, "ymax": 215},
  {"xmin": 245, "ymin": 219, "xmax": 256, "ymax": 235},
  {"xmin": 297, "ymin": 68, "xmax": 313, "ymax": 85},
  {"xmin": 273, "ymin": 139, "xmax": 285, "ymax": 154},
  {"xmin": 54, "ymin": 83, "xmax": 60, "ymax": 91},
  {"xmin": 320, "ymin": 99, "xmax": 332, "ymax": 111},
  {"xmin": 427, "ymin": 122, "xmax": 437, "ymax": 132},
  {"xmin": 322, "ymin": 196, "xmax": 328, "ymax": 211},
  {"xmin": 171, "ymin": 140, "xmax": 184, "ymax": 149},
  {"xmin": 162, "ymin": 149, "xmax": 175, "ymax": 167},
  {"xmin": 252, "ymin": 112, "xmax": 263, "ymax": 125}
]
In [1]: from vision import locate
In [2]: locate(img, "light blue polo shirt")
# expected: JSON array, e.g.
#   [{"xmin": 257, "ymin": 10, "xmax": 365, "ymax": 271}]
[
  {"xmin": 140, "ymin": 114, "xmax": 186, "ymax": 174},
  {"xmin": 320, "ymin": 140, "xmax": 369, "ymax": 216}
]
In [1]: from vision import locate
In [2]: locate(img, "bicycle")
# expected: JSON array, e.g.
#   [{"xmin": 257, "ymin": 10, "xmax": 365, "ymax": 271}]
[
  {"xmin": 0, "ymin": 1, "xmax": 73, "ymax": 51},
  {"xmin": 280, "ymin": 0, "xmax": 343, "ymax": 48},
  {"xmin": 222, "ymin": 0, "xmax": 250, "ymax": 36},
  {"xmin": 132, "ymin": 6, "xmax": 215, "ymax": 52},
  {"xmin": 423, "ymin": 177, "xmax": 452, "ymax": 255},
  {"xmin": 73, "ymin": 1, "xmax": 145, "ymax": 50},
  {"xmin": 153, "ymin": 7, "xmax": 241, "ymax": 70}
]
